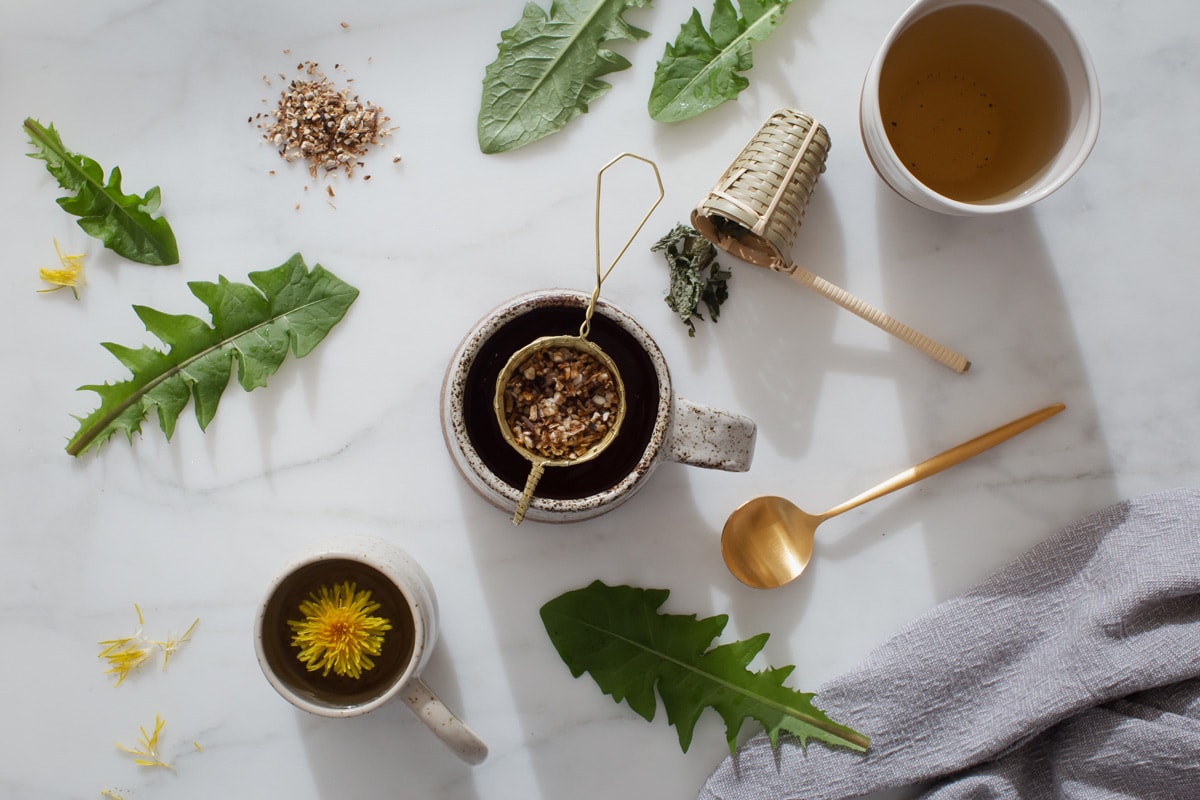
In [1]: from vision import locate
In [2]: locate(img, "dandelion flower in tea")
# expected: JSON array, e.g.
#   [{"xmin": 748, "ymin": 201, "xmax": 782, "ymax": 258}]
[{"xmin": 288, "ymin": 581, "xmax": 392, "ymax": 679}]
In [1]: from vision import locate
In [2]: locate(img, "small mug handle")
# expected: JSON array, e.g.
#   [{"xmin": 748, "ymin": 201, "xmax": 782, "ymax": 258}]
[
  {"xmin": 401, "ymin": 676, "xmax": 489, "ymax": 765},
  {"xmin": 663, "ymin": 397, "xmax": 756, "ymax": 471}
]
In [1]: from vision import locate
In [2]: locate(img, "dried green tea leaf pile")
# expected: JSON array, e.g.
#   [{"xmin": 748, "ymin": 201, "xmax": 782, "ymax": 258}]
[{"xmin": 652, "ymin": 223, "xmax": 732, "ymax": 336}]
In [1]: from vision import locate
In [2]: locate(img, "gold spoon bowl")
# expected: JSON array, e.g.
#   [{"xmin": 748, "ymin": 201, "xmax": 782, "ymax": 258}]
[{"xmin": 722, "ymin": 402, "xmax": 1066, "ymax": 589}]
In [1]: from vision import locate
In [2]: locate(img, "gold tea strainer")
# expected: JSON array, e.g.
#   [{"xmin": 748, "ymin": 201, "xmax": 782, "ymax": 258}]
[
  {"xmin": 493, "ymin": 153, "xmax": 664, "ymax": 525},
  {"xmin": 692, "ymin": 108, "xmax": 970, "ymax": 373}
]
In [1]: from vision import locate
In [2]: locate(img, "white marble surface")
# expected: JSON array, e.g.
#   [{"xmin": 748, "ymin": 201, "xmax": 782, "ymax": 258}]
[{"xmin": 2, "ymin": 0, "xmax": 1198, "ymax": 797}]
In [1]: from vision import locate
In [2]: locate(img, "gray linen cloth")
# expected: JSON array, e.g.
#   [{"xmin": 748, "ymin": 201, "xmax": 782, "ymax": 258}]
[{"xmin": 700, "ymin": 488, "xmax": 1200, "ymax": 800}]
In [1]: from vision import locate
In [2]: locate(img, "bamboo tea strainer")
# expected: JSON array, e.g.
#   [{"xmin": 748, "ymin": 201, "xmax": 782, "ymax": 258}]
[
  {"xmin": 494, "ymin": 153, "xmax": 665, "ymax": 524},
  {"xmin": 692, "ymin": 108, "xmax": 970, "ymax": 373}
]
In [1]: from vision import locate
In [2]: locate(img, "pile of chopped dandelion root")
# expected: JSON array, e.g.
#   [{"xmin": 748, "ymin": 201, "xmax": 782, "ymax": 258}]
[{"xmin": 258, "ymin": 61, "xmax": 391, "ymax": 179}]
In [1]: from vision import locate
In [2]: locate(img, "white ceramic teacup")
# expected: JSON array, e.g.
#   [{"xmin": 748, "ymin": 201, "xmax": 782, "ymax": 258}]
[
  {"xmin": 253, "ymin": 534, "xmax": 488, "ymax": 765},
  {"xmin": 859, "ymin": 0, "xmax": 1100, "ymax": 215},
  {"xmin": 441, "ymin": 290, "xmax": 757, "ymax": 523}
]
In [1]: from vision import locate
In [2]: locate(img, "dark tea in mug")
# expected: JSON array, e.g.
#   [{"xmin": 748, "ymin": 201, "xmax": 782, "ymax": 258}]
[
  {"xmin": 258, "ymin": 558, "xmax": 417, "ymax": 708},
  {"xmin": 879, "ymin": 3, "xmax": 1070, "ymax": 202},
  {"xmin": 461, "ymin": 302, "xmax": 661, "ymax": 501}
]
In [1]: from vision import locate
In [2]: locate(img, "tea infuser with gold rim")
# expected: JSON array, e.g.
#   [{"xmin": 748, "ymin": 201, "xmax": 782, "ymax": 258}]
[
  {"xmin": 493, "ymin": 153, "xmax": 665, "ymax": 525},
  {"xmin": 692, "ymin": 107, "xmax": 970, "ymax": 373}
]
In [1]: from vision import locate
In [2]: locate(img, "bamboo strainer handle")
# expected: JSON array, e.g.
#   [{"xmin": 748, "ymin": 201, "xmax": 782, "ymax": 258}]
[
  {"xmin": 780, "ymin": 260, "xmax": 971, "ymax": 373},
  {"xmin": 512, "ymin": 459, "xmax": 546, "ymax": 525}
]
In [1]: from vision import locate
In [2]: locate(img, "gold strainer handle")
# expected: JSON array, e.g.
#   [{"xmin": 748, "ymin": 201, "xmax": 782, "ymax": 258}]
[{"xmin": 580, "ymin": 153, "xmax": 665, "ymax": 340}]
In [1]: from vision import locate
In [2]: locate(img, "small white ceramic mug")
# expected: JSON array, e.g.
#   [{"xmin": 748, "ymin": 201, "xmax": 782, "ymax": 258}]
[
  {"xmin": 859, "ymin": 0, "xmax": 1100, "ymax": 214},
  {"xmin": 441, "ymin": 290, "xmax": 757, "ymax": 523},
  {"xmin": 253, "ymin": 534, "xmax": 488, "ymax": 765}
]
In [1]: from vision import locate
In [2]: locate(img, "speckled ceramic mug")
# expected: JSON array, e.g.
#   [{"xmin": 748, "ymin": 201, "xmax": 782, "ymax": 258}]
[
  {"xmin": 441, "ymin": 290, "xmax": 757, "ymax": 523},
  {"xmin": 253, "ymin": 534, "xmax": 488, "ymax": 764}
]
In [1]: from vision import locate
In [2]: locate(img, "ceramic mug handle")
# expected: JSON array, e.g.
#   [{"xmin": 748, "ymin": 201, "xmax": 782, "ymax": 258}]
[
  {"xmin": 401, "ymin": 676, "xmax": 489, "ymax": 765},
  {"xmin": 664, "ymin": 397, "xmax": 756, "ymax": 471}
]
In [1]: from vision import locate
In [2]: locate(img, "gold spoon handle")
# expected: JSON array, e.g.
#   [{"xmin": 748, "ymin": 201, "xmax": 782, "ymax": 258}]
[{"xmin": 821, "ymin": 402, "xmax": 1065, "ymax": 520}]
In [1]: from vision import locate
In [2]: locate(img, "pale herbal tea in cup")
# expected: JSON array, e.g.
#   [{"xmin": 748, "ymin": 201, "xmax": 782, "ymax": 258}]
[
  {"xmin": 879, "ymin": 3, "xmax": 1070, "ymax": 202},
  {"xmin": 259, "ymin": 558, "xmax": 416, "ymax": 707}
]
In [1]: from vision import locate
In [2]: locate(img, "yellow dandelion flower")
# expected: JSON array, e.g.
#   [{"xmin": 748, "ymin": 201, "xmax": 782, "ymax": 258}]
[
  {"xmin": 115, "ymin": 713, "xmax": 173, "ymax": 769},
  {"xmin": 37, "ymin": 238, "xmax": 85, "ymax": 299},
  {"xmin": 288, "ymin": 581, "xmax": 392, "ymax": 679}
]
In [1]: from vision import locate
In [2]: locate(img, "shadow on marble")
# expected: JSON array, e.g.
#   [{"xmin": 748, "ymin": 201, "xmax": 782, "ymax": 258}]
[
  {"xmin": 298, "ymin": 643, "xmax": 483, "ymax": 799},
  {"xmin": 869, "ymin": 185, "xmax": 1120, "ymax": 597},
  {"xmin": 447, "ymin": 465, "xmax": 736, "ymax": 798},
  {"xmin": 707, "ymin": 180, "xmax": 1119, "ymax": 603},
  {"xmin": 435, "ymin": 175, "xmax": 1120, "ymax": 800}
]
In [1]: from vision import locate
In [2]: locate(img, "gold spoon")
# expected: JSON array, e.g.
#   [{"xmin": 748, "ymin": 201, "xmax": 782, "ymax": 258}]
[{"xmin": 721, "ymin": 402, "xmax": 1065, "ymax": 589}]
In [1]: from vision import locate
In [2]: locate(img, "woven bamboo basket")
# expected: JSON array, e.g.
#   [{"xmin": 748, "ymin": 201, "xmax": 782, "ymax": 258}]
[
  {"xmin": 692, "ymin": 108, "xmax": 830, "ymax": 271},
  {"xmin": 691, "ymin": 108, "xmax": 970, "ymax": 373}
]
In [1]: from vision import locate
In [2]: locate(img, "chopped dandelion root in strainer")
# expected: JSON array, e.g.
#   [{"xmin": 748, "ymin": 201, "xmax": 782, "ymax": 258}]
[{"xmin": 502, "ymin": 346, "xmax": 619, "ymax": 461}]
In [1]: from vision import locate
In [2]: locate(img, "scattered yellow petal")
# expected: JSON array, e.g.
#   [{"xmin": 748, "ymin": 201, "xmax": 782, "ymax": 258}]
[
  {"xmin": 37, "ymin": 238, "xmax": 85, "ymax": 299},
  {"xmin": 193, "ymin": 740, "xmax": 203, "ymax": 751},
  {"xmin": 97, "ymin": 638, "xmax": 155, "ymax": 686},
  {"xmin": 100, "ymin": 791, "xmax": 125, "ymax": 799},
  {"xmin": 116, "ymin": 714, "xmax": 173, "ymax": 769},
  {"xmin": 98, "ymin": 606, "xmax": 153, "ymax": 687},
  {"xmin": 99, "ymin": 606, "xmax": 199, "ymax": 685},
  {"xmin": 151, "ymin": 617, "xmax": 200, "ymax": 670},
  {"xmin": 288, "ymin": 581, "xmax": 392, "ymax": 679}
]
